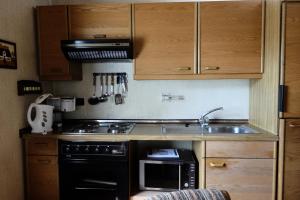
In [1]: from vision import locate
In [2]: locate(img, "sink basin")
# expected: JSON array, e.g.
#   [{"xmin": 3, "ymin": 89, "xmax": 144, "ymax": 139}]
[
  {"xmin": 161, "ymin": 124, "xmax": 259, "ymax": 134},
  {"xmin": 203, "ymin": 125, "xmax": 259, "ymax": 134}
]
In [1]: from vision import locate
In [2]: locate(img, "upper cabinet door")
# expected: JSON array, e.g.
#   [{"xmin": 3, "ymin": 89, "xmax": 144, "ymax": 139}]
[
  {"xmin": 37, "ymin": 6, "xmax": 70, "ymax": 78},
  {"xmin": 282, "ymin": 2, "xmax": 300, "ymax": 118},
  {"xmin": 200, "ymin": 1, "xmax": 263, "ymax": 74},
  {"xmin": 134, "ymin": 3, "xmax": 197, "ymax": 76},
  {"xmin": 68, "ymin": 4, "xmax": 131, "ymax": 39}
]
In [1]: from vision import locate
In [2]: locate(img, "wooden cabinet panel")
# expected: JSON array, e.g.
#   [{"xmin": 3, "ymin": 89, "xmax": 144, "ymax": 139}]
[
  {"xmin": 37, "ymin": 6, "xmax": 70, "ymax": 77},
  {"xmin": 206, "ymin": 141, "xmax": 275, "ymax": 159},
  {"xmin": 134, "ymin": 3, "xmax": 197, "ymax": 76},
  {"xmin": 200, "ymin": 1, "xmax": 263, "ymax": 74},
  {"xmin": 69, "ymin": 4, "xmax": 131, "ymax": 39},
  {"xmin": 26, "ymin": 137, "xmax": 57, "ymax": 156},
  {"xmin": 27, "ymin": 156, "xmax": 59, "ymax": 200},
  {"xmin": 37, "ymin": 6, "xmax": 82, "ymax": 80},
  {"xmin": 283, "ymin": 119, "xmax": 300, "ymax": 200},
  {"xmin": 282, "ymin": 2, "xmax": 300, "ymax": 118},
  {"xmin": 206, "ymin": 158, "xmax": 274, "ymax": 200}
]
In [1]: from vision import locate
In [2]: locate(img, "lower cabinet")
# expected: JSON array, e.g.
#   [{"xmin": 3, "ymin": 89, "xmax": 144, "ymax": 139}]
[
  {"xmin": 27, "ymin": 156, "xmax": 59, "ymax": 200},
  {"xmin": 206, "ymin": 158, "xmax": 274, "ymax": 200},
  {"xmin": 25, "ymin": 137, "xmax": 59, "ymax": 200},
  {"xmin": 205, "ymin": 141, "xmax": 276, "ymax": 200}
]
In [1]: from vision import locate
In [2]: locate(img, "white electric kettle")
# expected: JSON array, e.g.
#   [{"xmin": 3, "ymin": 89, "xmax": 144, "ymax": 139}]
[{"xmin": 27, "ymin": 94, "xmax": 54, "ymax": 134}]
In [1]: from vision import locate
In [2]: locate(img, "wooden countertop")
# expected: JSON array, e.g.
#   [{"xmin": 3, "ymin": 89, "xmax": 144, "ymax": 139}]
[{"xmin": 22, "ymin": 124, "xmax": 278, "ymax": 141}]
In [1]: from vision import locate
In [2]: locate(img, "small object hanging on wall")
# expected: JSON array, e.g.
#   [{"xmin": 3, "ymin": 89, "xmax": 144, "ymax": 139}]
[
  {"xmin": 0, "ymin": 39, "xmax": 17, "ymax": 69},
  {"xmin": 17, "ymin": 80, "xmax": 42, "ymax": 96}
]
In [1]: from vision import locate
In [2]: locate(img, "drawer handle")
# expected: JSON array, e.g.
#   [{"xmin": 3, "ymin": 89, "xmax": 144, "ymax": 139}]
[
  {"xmin": 34, "ymin": 142, "xmax": 48, "ymax": 146},
  {"xmin": 37, "ymin": 159, "xmax": 51, "ymax": 164},
  {"xmin": 289, "ymin": 122, "xmax": 300, "ymax": 128},
  {"xmin": 209, "ymin": 162, "xmax": 226, "ymax": 168},
  {"xmin": 204, "ymin": 66, "xmax": 220, "ymax": 70},
  {"xmin": 176, "ymin": 67, "xmax": 192, "ymax": 71}
]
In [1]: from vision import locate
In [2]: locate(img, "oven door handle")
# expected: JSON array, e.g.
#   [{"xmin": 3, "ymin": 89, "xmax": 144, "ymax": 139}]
[
  {"xmin": 83, "ymin": 179, "xmax": 118, "ymax": 186},
  {"xmin": 74, "ymin": 187, "xmax": 116, "ymax": 191}
]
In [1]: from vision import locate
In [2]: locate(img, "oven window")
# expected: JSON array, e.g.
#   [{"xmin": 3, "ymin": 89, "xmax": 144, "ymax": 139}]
[{"xmin": 145, "ymin": 163, "xmax": 179, "ymax": 189}]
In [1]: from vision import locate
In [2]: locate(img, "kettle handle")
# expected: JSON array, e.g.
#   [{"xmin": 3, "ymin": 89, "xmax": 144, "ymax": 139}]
[{"xmin": 27, "ymin": 103, "xmax": 36, "ymax": 126}]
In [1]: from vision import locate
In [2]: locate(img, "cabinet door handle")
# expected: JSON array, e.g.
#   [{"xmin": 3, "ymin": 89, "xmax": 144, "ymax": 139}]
[
  {"xmin": 209, "ymin": 162, "xmax": 226, "ymax": 168},
  {"xmin": 176, "ymin": 67, "xmax": 192, "ymax": 71},
  {"xmin": 37, "ymin": 159, "xmax": 51, "ymax": 164},
  {"xmin": 204, "ymin": 66, "xmax": 220, "ymax": 70},
  {"xmin": 289, "ymin": 122, "xmax": 300, "ymax": 128},
  {"xmin": 93, "ymin": 34, "xmax": 107, "ymax": 39}
]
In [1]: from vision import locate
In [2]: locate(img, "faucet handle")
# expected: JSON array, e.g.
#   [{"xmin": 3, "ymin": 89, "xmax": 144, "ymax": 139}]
[{"xmin": 199, "ymin": 116, "xmax": 209, "ymax": 128}]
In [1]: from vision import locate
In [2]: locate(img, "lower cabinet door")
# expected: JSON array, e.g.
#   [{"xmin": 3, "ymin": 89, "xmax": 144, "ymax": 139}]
[
  {"xmin": 284, "ymin": 119, "xmax": 300, "ymax": 200},
  {"xmin": 206, "ymin": 158, "xmax": 274, "ymax": 200},
  {"xmin": 27, "ymin": 156, "xmax": 59, "ymax": 200}
]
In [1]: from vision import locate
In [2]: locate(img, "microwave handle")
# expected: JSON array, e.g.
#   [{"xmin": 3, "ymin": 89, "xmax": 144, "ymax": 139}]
[{"xmin": 178, "ymin": 165, "xmax": 181, "ymax": 190}]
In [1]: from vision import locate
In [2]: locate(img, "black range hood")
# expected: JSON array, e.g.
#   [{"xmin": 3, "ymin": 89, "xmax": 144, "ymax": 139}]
[{"xmin": 61, "ymin": 39, "xmax": 133, "ymax": 63}]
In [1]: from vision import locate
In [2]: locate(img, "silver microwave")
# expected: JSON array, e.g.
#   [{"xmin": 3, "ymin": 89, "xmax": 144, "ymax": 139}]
[{"xmin": 139, "ymin": 149, "xmax": 198, "ymax": 191}]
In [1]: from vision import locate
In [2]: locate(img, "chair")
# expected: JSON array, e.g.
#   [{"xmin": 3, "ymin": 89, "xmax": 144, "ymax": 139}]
[{"xmin": 146, "ymin": 189, "xmax": 231, "ymax": 200}]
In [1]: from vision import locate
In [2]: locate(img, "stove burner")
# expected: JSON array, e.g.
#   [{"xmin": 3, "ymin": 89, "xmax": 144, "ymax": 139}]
[{"xmin": 62, "ymin": 121, "xmax": 135, "ymax": 135}]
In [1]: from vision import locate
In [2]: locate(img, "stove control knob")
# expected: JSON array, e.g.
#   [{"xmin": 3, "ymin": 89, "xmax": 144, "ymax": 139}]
[
  {"xmin": 112, "ymin": 149, "xmax": 122, "ymax": 154},
  {"xmin": 105, "ymin": 146, "xmax": 110, "ymax": 153},
  {"xmin": 75, "ymin": 145, "xmax": 80, "ymax": 152},
  {"xmin": 64, "ymin": 145, "xmax": 71, "ymax": 153},
  {"xmin": 84, "ymin": 146, "xmax": 90, "ymax": 153}
]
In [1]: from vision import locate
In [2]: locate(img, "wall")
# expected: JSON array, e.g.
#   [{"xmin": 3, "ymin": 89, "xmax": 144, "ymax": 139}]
[
  {"xmin": 54, "ymin": 63, "xmax": 250, "ymax": 119},
  {"xmin": 0, "ymin": 0, "xmax": 39, "ymax": 199}
]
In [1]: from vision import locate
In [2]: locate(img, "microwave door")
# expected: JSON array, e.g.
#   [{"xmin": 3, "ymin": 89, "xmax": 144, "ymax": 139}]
[{"xmin": 140, "ymin": 160, "xmax": 181, "ymax": 191}]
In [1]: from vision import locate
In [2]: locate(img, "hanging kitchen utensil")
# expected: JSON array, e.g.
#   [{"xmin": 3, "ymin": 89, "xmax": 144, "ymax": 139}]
[
  {"xmin": 104, "ymin": 73, "xmax": 110, "ymax": 97},
  {"xmin": 115, "ymin": 74, "xmax": 123, "ymax": 105},
  {"xmin": 88, "ymin": 75, "xmax": 100, "ymax": 105},
  {"xmin": 111, "ymin": 73, "xmax": 115, "ymax": 95},
  {"xmin": 124, "ymin": 74, "xmax": 128, "ymax": 93},
  {"xmin": 98, "ymin": 74, "xmax": 108, "ymax": 103}
]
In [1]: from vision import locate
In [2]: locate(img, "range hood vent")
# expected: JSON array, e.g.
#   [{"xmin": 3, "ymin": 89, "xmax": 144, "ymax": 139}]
[{"xmin": 61, "ymin": 39, "xmax": 133, "ymax": 62}]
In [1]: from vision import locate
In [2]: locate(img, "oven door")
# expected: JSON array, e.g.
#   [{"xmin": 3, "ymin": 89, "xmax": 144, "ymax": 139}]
[{"xmin": 60, "ymin": 160, "xmax": 129, "ymax": 200}]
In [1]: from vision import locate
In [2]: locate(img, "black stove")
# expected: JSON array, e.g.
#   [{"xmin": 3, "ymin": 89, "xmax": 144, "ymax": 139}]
[{"xmin": 62, "ymin": 121, "xmax": 135, "ymax": 135}]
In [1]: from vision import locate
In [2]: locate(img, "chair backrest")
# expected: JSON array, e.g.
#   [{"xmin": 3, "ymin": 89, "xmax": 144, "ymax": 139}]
[{"xmin": 146, "ymin": 189, "xmax": 231, "ymax": 200}]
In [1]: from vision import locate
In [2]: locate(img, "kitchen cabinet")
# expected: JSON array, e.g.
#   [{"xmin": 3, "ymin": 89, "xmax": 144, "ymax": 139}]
[
  {"xmin": 25, "ymin": 137, "xmax": 59, "ymax": 200},
  {"xmin": 37, "ymin": 6, "xmax": 82, "ymax": 81},
  {"xmin": 280, "ymin": 2, "xmax": 300, "ymax": 118},
  {"xmin": 68, "ymin": 4, "xmax": 131, "ymax": 39},
  {"xmin": 133, "ymin": 3, "xmax": 197, "ymax": 78},
  {"xmin": 200, "ymin": 0, "xmax": 263, "ymax": 76},
  {"xmin": 279, "ymin": 3, "xmax": 300, "ymax": 200},
  {"xmin": 205, "ymin": 141, "xmax": 276, "ymax": 200},
  {"xmin": 282, "ymin": 119, "xmax": 300, "ymax": 200}
]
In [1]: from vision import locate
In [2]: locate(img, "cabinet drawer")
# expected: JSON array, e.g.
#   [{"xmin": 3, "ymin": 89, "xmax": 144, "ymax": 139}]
[
  {"xmin": 26, "ymin": 138, "xmax": 58, "ymax": 156},
  {"xmin": 206, "ymin": 141, "xmax": 275, "ymax": 158},
  {"xmin": 206, "ymin": 158, "xmax": 274, "ymax": 200},
  {"xmin": 27, "ymin": 156, "xmax": 59, "ymax": 200}
]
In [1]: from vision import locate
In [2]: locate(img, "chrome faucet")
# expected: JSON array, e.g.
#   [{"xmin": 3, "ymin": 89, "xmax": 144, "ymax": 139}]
[{"xmin": 199, "ymin": 107, "xmax": 223, "ymax": 128}]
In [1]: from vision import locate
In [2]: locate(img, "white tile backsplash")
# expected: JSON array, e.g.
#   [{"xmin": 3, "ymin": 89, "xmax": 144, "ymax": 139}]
[{"xmin": 53, "ymin": 63, "xmax": 249, "ymax": 119}]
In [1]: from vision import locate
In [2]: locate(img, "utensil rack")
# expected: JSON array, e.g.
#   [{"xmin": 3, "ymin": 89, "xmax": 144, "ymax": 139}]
[
  {"xmin": 89, "ymin": 72, "xmax": 128, "ymax": 105},
  {"xmin": 93, "ymin": 72, "xmax": 127, "ymax": 77}
]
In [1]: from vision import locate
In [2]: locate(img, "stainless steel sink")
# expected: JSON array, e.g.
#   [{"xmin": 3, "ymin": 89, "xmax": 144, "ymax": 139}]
[
  {"xmin": 161, "ymin": 124, "xmax": 259, "ymax": 134},
  {"xmin": 203, "ymin": 125, "xmax": 259, "ymax": 134}
]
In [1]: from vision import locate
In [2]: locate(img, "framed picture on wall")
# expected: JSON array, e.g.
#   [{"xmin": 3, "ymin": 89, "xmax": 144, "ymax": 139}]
[{"xmin": 0, "ymin": 39, "xmax": 17, "ymax": 69}]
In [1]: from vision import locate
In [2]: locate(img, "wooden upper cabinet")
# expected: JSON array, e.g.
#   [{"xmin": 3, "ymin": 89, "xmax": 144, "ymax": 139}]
[
  {"xmin": 200, "ymin": 0, "xmax": 263, "ymax": 75},
  {"xmin": 134, "ymin": 3, "xmax": 197, "ymax": 77},
  {"xmin": 37, "ymin": 6, "xmax": 82, "ymax": 80},
  {"xmin": 282, "ymin": 2, "xmax": 300, "ymax": 118},
  {"xmin": 68, "ymin": 4, "xmax": 131, "ymax": 39}
]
